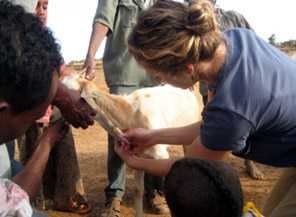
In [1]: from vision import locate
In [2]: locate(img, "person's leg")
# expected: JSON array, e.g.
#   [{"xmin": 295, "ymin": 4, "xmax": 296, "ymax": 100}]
[
  {"xmin": 48, "ymin": 107, "xmax": 90, "ymax": 214},
  {"xmin": 105, "ymin": 135, "xmax": 126, "ymax": 200},
  {"xmin": 144, "ymin": 173, "xmax": 169, "ymax": 214},
  {"xmin": 263, "ymin": 167, "xmax": 296, "ymax": 217}
]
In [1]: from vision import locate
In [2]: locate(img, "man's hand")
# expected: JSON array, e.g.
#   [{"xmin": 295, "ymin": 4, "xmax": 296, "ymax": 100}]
[
  {"xmin": 83, "ymin": 22, "xmax": 109, "ymax": 80},
  {"xmin": 53, "ymin": 82, "xmax": 96, "ymax": 129},
  {"xmin": 83, "ymin": 54, "xmax": 96, "ymax": 80},
  {"xmin": 40, "ymin": 120, "xmax": 69, "ymax": 149}
]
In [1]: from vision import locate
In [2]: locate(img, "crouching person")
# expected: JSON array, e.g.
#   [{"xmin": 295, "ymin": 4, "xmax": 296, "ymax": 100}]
[
  {"xmin": 115, "ymin": 143, "xmax": 263, "ymax": 217},
  {"xmin": 163, "ymin": 158, "xmax": 263, "ymax": 217},
  {"xmin": 0, "ymin": 1, "xmax": 95, "ymax": 216}
]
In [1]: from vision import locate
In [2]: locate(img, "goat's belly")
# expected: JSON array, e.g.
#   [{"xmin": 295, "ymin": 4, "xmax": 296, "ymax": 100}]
[{"xmin": 143, "ymin": 144, "xmax": 169, "ymax": 159}]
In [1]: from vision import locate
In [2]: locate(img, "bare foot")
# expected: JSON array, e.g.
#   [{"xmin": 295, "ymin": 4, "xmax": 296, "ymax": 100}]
[{"xmin": 245, "ymin": 160, "xmax": 265, "ymax": 180}]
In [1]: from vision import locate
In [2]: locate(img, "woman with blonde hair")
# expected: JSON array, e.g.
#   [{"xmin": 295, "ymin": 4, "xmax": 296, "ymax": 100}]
[{"xmin": 115, "ymin": 0, "xmax": 296, "ymax": 216}]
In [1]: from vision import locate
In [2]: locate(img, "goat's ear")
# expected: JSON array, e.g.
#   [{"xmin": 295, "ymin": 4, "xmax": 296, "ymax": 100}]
[{"xmin": 0, "ymin": 101, "xmax": 9, "ymax": 112}]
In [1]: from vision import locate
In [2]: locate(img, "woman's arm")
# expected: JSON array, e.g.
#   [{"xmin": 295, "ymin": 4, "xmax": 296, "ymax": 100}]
[
  {"xmin": 151, "ymin": 122, "xmax": 202, "ymax": 146},
  {"xmin": 115, "ymin": 139, "xmax": 229, "ymax": 177},
  {"xmin": 125, "ymin": 122, "xmax": 202, "ymax": 153}
]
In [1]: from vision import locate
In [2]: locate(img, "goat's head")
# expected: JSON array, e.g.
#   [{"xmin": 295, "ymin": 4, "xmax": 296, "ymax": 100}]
[
  {"xmin": 62, "ymin": 70, "xmax": 98, "ymax": 96},
  {"xmin": 62, "ymin": 70, "xmax": 87, "ymax": 92},
  {"xmin": 61, "ymin": 70, "xmax": 129, "ymax": 143}
]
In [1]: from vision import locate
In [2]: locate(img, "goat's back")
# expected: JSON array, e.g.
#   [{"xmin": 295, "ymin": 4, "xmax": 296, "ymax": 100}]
[{"xmin": 124, "ymin": 85, "xmax": 203, "ymax": 129}]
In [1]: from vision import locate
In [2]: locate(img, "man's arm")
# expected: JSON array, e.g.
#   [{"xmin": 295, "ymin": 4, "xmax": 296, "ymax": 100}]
[
  {"xmin": 12, "ymin": 121, "xmax": 68, "ymax": 199},
  {"xmin": 12, "ymin": 138, "xmax": 51, "ymax": 199},
  {"xmin": 83, "ymin": 0, "xmax": 117, "ymax": 80},
  {"xmin": 52, "ymin": 81, "xmax": 96, "ymax": 129},
  {"xmin": 86, "ymin": 22, "xmax": 109, "ymax": 62},
  {"xmin": 84, "ymin": 23, "xmax": 109, "ymax": 80}
]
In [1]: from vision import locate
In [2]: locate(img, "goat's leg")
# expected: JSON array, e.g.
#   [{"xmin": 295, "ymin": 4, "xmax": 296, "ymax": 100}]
[
  {"xmin": 134, "ymin": 170, "xmax": 145, "ymax": 217},
  {"xmin": 245, "ymin": 159, "xmax": 265, "ymax": 180}
]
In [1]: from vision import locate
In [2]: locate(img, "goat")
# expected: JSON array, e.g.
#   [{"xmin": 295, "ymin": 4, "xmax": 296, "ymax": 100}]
[{"xmin": 62, "ymin": 72, "xmax": 202, "ymax": 217}]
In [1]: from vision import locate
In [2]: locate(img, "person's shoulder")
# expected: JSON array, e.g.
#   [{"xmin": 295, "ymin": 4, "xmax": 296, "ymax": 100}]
[
  {"xmin": 225, "ymin": 9, "xmax": 245, "ymax": 18},
  {"xmin": 224, "ymin": 28, "xmax": 253, "ymax": 39},
  {"xmin": 217, "ymin": 8, "xmax": 245, "ymax": 20},
  {"xmin": 217, "ymin": 7, "xmax": 252, "ymax": 30}
]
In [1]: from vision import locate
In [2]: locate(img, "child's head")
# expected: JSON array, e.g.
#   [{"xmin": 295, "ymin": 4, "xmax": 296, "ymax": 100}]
[
  {"xmin": 0, "ymin": 0, "xmax": 62, "ymax": 143},
  {"xmin": 35, "ymin": 0, "xmax": 48, "ymax": 25},
  {"xmin": 164, "ymin": 158, "xmax": 243, "ymax": 217},
  {"xmin": 128, "ymin": 0, "xmax": 223, "ymax": 88}
]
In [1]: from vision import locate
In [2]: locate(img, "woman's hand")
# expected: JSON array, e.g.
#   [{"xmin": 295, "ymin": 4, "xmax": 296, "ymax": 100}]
[
  {"xmin": 123, "ymin": 128, "xmax": 157, "ymax": 153},
  {"xmin": 114, "ymin": 142, "xmax": 138, "ymax": 169}
]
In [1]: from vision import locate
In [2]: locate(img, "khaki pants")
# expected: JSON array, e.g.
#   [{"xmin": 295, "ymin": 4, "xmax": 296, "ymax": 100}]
[{"xmin": 263, "ymin": 167, "xmax": 296, "ymax": 217}]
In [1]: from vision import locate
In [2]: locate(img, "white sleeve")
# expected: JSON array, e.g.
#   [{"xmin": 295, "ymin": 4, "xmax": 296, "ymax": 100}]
[{"xmin": 0, "ymin": 179, "xmax": 33, "ymax": 217}]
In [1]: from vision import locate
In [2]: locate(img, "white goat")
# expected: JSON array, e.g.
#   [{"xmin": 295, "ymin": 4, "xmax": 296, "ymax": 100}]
[{"xmin": 62, "ymin": 72, "xmax": 202, "ymax": 217}]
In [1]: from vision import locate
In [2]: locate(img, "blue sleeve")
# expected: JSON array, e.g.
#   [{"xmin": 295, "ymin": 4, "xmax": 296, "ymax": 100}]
[{"xmin": 201, "ymin": 108, "xmax": 254, "ymax": 152}]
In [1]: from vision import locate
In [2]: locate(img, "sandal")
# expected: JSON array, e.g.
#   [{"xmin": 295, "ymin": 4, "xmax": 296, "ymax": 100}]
[{"xmin": 53, "ymin": 193, "xmax": 92, "ymax": 214}]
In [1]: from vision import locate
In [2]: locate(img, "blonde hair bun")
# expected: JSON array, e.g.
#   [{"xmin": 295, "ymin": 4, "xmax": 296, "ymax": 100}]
[
  {"xmin": 128, "ymin": 0, "xmax": 222, "ymax": 75},
  {"xmin": 186, "ymin": 0, "xmax": 217, "ymax": 35}
]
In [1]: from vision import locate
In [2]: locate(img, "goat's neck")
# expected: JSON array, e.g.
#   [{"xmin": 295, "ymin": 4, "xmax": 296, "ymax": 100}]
[{"xmin": 90, "ymin": 90, "xmax": 136, "ymax": 129}]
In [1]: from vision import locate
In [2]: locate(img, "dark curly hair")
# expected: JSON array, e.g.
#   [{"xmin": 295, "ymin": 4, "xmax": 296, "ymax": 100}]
[
  {"xmin": 164, "ymin": 158, "xmax": 243, "ymax": 217},
  {"xmin": 0, "ymin": 0, "xmax": 63, "ymax": 113}
]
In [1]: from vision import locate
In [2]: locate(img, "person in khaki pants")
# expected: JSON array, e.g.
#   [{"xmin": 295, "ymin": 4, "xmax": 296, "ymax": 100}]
[{"xmin": 83, "ymin": 0, "xmax": 169, "ymax": 216}]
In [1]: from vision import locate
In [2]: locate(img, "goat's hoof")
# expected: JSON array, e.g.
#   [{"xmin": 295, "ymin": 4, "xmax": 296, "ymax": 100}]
[
  {"xmin": 144, "ymin": 193, "xmax": 170, "ymax": 214},
  {"xmin": 100, "ymin": 198, "xmax": 121, "ymax": 217}
]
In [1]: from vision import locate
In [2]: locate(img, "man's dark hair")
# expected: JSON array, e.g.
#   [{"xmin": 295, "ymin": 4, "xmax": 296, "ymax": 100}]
[
  {"xmin": 0, "ymin": 0, "xmax": 63, "ymax": 113},
  {"xmin": 164, "ymin": 158, "xmax": 243, "ymax": 217}
]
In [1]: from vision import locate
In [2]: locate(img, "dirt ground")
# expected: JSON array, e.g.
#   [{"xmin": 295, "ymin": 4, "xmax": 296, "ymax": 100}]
[{"xmin": 46, "ymin": 61, "xmax": 283, "ymax": 217}]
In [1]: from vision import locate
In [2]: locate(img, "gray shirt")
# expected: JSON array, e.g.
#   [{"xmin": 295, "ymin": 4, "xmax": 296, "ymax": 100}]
[{"xmin": 94, "ymin": 0, "xmax": 157, "ymax": 87}]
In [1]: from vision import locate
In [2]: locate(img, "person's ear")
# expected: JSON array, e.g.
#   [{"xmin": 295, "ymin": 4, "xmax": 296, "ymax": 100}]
[
  {"xmin": 186, "ymin": 64, "xmax": 195, "ymax": 75},
  {"xmin": 0, "ymin": 101, "xmax": 9, "ymax": 112}
]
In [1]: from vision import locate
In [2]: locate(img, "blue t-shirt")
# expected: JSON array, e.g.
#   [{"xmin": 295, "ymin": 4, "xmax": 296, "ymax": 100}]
[{"xmin": 201, "ymin": 28, "xmax": 296, "ymax": 167}]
